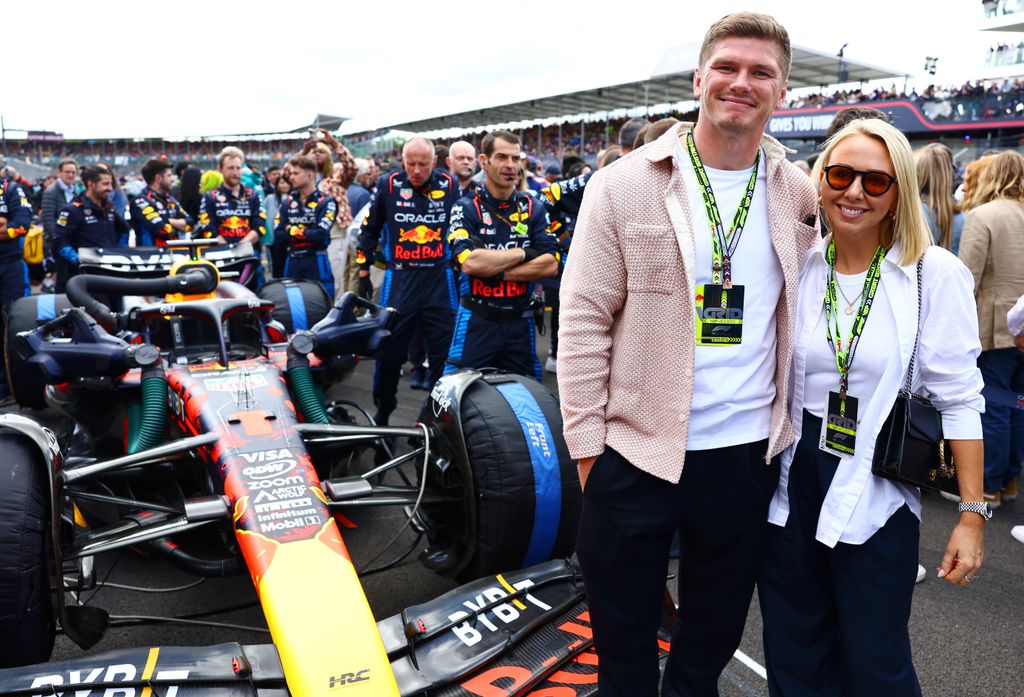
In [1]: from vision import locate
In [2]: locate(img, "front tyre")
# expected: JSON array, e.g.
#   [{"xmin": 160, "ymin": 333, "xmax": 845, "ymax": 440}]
[{"xmin": 0, "ymin": 433, "xmax": 55, "ymax": 667}]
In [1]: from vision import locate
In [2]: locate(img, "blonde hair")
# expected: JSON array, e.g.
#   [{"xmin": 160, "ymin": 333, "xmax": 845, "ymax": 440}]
[
  {"xmin": 817, "ymin": 119, "xmax": 931, "ymax": 266},
  {"xmin": 312, "ymin": 142, "xmax": 334, "ymax": 179},
  {"xmin": 969, "ymin": 150, "xmax": 1024, "ymax": 207},
  {"xmin": 217, "ymin": 146, "xmax": 244, "ymax": 169},
  {"xmin": 914, "ymin": 144, "xmax": 960, "ymax": 250},
  {"xmin": 959, "ymin": 156, "xmax": 993, "ymax": 212}
]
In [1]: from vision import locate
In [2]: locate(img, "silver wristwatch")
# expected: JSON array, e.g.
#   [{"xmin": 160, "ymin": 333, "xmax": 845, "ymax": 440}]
[{"xmin": 958, "ymin": 501, "xmax": 993, "ymax": 520}]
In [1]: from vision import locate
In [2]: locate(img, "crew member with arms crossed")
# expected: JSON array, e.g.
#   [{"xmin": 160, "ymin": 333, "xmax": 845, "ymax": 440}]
[
  {"xmin": 273, "ymin": 155, "xmax": 338, "ymax": 296},
  {"xmin": 356, "ymin": 137, "xmax": 460, "ymax": 425},
  {"xmin": 445, "ymin": 130, "xmax": 559, "ymax": 381},
  {"xmin": 558, "ymin": 12, "xmax": 819, "ymax": 696},
  {"xmin": 128, "ymin": 159, "xmax": 193, "ymax": 246}
]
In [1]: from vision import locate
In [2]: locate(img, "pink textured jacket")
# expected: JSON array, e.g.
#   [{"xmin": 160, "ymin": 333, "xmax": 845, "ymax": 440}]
[{"xmin": 558, "ymin": 122, "xmax": 819, "ymax": 483}]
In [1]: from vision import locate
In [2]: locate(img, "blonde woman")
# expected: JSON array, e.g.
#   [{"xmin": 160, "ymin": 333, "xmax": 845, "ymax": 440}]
[
  {"xmin": 760, "ymin": 119, "xmax": 986, "ymax": 696},
  {"xmin": 914, "ymin": 144, "xmax": 964, "ymax": 253},
  {"xmin": 958, "ymin": 150, "xmax": 1024, "ymax": 506},
  {"xmin": 959, "ymin": 155, "xmax": 994, "ymax": 212}
]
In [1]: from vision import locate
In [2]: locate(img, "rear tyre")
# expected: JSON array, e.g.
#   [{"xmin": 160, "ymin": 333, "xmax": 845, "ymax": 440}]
[{"xmin": 0, "ymin": 433, "xmax": 55, "ymax": 667}]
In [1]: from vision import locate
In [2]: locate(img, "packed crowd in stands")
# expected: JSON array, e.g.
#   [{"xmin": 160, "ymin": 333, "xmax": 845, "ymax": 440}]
[{"xmin": 784, "ymin": 78, "xmax": 1024, "ymax": 120}]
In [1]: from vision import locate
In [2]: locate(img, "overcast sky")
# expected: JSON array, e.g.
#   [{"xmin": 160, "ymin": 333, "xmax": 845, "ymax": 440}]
[{"xmin": 2, "ymin": 1, "xmax": 1009, "ymax": 140}]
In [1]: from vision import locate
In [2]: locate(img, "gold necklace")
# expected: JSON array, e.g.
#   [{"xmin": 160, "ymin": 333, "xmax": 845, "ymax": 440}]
[{"xmin": 836, "ymin": 280, "xmax": 864, "ymax": 315}]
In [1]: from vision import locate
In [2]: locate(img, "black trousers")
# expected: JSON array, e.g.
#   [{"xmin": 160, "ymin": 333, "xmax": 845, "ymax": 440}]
[
  {"xmin": 577, "ymin": 441, "xmax": 779, "ymax": 697},
  {"xmin": 372, "ymin": 304, "xmax": 453, "ymax": 421},
  {"xmin": 758, "ymin": 410, "xmax": 921, "ymax": 697}
]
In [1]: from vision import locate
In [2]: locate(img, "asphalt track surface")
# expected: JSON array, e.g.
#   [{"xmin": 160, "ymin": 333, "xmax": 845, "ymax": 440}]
[{"xmin": 9, "ymin": 327, "xmax": 1024, "ymax": 696}]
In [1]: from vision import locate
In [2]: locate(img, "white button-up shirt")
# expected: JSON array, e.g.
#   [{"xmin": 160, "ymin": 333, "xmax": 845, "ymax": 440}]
[{"xmin": 768, "ymin": 238, "xmax": 985, "ymax": 547}]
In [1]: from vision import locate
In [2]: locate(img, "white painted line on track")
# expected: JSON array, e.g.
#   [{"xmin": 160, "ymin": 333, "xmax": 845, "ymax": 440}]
[{"xmin": 733, "ymin": 649, "xmax": 768, "ymax": 680}]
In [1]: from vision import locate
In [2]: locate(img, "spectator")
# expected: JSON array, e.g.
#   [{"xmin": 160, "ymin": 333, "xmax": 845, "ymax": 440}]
[
  {"xmin": 643, "ymin": 117, "xmax": 680, "ymax": 144},
  {"xmin": 347, "ymin": 158, "xmax": 373, "ymax": 217},
  {"xmin": 618, "ymin": 117, "xmax": 648, "ymax": 155},
  {"xmin": 544, "ymin": 163, "xmax": 561, "ymax": 184},
  {"xmin": 178, "ymin": 166, "xmax": 202, "ymax": 220},
  {"xmin": 264, "ymin": 166, "xmax": 282, "ymax": 196},
  {"xmin": 958, "ymin": 156, "xmax": 994, "ymax": 210},
  {"xmin": 262, "ymin": 171, "xmax": 290, "ymax": 274},
  {"xmin": 915, "ymin": 144, "xmax": 964, "ymax": 253},
  {"xmin": 41, "ymin": 158, "xmax": 78, "ymax": 285},
  {"xmin": 446, "ymin": 141, "xmax": 478, "ymax": 197},
  {"xmin": 598, "ymin": 145, "xmax": 621, "ymax": 168},
  {"xmin": 958, "ymin": 150, "xmax": 1024, "ymax": 506}
]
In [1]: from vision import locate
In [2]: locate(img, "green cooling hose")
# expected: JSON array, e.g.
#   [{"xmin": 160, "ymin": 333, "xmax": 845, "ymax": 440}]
[
  {"xmin": 128, "ymin": 367, "xmax": 168, "ymax": 454},
  {"xmin": 287, "ymin": 353, "xmax": 330, "ymax": 424}
]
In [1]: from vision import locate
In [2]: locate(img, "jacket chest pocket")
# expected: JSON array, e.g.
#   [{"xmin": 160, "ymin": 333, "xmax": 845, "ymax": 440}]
[{"xmin": 622, "ymin": 224, "xmax": 679, "ymax": 294}]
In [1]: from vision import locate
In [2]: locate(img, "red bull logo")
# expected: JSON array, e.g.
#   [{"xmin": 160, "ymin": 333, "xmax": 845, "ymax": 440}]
[
  {"xmin": 471, "ymin": 277, "xmax": 527, "ymax": 298},
  {"xmin": 395, "ymin": 226, "xmax": 444, "ymax": 260},
  {"xmin": 221, "ymin": 215, "xmax": 247, "ymax": 230},
  {"xmin": 398, "ymin": 225, "xmax": 443, "ymax": 244}
]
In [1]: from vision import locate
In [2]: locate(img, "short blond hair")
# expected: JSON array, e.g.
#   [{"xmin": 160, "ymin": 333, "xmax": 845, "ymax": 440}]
[
  {"xmin": 817, "ymin": 119, "xmax": 931, "ymax": 266},
  {"xmin": 217, "ymin": 146, "xmax": 244, "ymax": 169}
]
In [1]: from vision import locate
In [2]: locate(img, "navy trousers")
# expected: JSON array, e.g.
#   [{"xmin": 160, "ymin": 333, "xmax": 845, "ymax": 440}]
[
  {"xmin": 372, "ymin": 304, "xmax": 453, "ymax": 421},
  {"xmin": 758, "ymin": 410, "xmax": 921, "ymax": 697},
  {"xmin": 444, "ymin": 305, "xmax": 541, "ymax": 381},
  {"xmin": 284, "ymin": 252, "xmax": 333, "ymax": 299},
  {"xmin": 978, "ymin": 347, "xmax": 1024, "ymax": 492},
  {"xmin": 0, "ymin": 258, "xmax": 29, "ymax": 396},
  {"xmin": 577, "ymin": 441, "xmax": 779, "ymax": 697}
]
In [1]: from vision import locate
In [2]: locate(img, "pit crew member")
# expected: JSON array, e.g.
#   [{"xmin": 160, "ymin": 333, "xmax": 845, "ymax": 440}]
[
  {"xmin": 127, "ymin": 159, "xmax": 193, "ymax": 246},
  {"xmin": 54, "ymin": 164, "xmax": 129, "ymax": 292},
  {"xmin": 356, "ymin": 136, "xmax": 460, "ymax": 425},
  {"xmin": 197, "ymin": 146, "xmax": 265, "ymax": 288},
  {"xmin": 273, "ymin": 155, "xmax": 337, "ymax": 297},
  {"xmin": 444, "ymin": 130, "xmax": 559, "ymax": 380},
  {"xmin": 0, "ymin": 173, "xmax": 32, "ymax": 398}
]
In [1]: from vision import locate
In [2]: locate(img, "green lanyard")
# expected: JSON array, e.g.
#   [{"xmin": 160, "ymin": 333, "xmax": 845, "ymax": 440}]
[
  {"xmin": 823, "ymin": 240, "xmax": 886, "ymax": 402},
  {"xmin": 684, "ymin": 131, "xmax": 760, "ymax": 288}
]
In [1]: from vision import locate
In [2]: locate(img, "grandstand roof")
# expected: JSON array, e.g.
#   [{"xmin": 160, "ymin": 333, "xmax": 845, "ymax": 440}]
[{"xmin": 382, "ymin": 44, "xmax": 909, "ymax": 134}]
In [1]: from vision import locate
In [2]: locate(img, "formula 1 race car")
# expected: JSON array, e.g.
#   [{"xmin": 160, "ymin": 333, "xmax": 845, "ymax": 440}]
[{"xmin": 0, "ymin": 242, "xmax": 674, "ymax": 696}]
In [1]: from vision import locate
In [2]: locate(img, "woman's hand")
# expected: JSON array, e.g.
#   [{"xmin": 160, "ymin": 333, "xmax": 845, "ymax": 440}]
[{"xmin": 937, "ymin": 514, "xmax": 985, "ymax": 586}]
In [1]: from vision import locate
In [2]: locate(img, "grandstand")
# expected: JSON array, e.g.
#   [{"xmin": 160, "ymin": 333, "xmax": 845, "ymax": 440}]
[{"xmin": 6, "ymin": 3, "xmax": 1024, "ymax": 179}]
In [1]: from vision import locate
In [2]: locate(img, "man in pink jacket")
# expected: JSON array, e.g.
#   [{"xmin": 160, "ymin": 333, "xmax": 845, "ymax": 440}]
[{"xmin": 558, "ymin": 12, "xmax": 819, "ymax": 696}]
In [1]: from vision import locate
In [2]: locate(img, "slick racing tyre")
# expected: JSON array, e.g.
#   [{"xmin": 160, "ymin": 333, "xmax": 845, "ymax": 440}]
[
  {"xmin": 0, "ymin": 432, "xmax": 55, "ymax": 667},
  {"xmin": 422, "ymin": 371, "xmax": 581, "ymax": 583},
  {"xmin": 257, "ymin": 278, "xmax": 333, "ymax": 334},
  {"xmin": 4, "ymin": 294, "xmax": 71, "ymax": 409}
]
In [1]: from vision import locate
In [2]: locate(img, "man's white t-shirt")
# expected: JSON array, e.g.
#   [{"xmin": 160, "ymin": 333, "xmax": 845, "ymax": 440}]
[{"xmin": 675, "ymin": 141, "xmax": 784, "ymax": 451}]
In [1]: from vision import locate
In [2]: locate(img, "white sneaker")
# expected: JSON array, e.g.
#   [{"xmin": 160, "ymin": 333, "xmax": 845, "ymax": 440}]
[
  {"xmin": 915, "ymin": 563, "xmax": 926, "ymax": 584},
  {"xmin": 1012, "ymin": 526, "xmax": 1024, "ymax": 544},
  {"xmin": 544, "ymin": 356, "xmax": 557, "ymax": 374}
]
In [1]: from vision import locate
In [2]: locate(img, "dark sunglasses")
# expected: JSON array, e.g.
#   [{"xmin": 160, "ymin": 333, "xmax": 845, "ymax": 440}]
[{"xmin": 823, "ymin": 165, "xmax": 897, "ymax": 197}]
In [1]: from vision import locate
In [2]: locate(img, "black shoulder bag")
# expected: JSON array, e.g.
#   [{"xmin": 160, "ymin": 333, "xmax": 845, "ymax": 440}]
[{"xmin": 871, "ymin": 256, "xmax": 959, "ymax": 495}]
